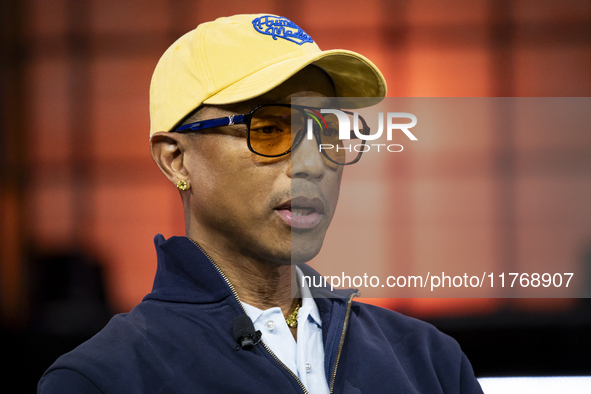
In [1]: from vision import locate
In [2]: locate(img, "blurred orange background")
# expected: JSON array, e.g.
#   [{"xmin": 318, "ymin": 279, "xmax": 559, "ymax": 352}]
[{"xmin": 2, "ymin": 0, "xmax": 591, "ymax": 325}]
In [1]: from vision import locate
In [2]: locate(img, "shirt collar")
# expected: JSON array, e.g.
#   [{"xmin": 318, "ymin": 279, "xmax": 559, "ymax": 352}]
[{"xmin": 297, "ymin": 266, "xmax": 322, "ymax": 327}]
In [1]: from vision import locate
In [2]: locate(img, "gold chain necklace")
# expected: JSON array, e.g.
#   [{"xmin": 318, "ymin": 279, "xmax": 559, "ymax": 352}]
[{"xmin": 285, "ymin": 299, "xmax": 302, "ymax": 328}]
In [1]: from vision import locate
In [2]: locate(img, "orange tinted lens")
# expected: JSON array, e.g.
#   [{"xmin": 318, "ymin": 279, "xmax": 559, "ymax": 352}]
[
  {"xmin": 249, "ymin": 106, "xmax": 303, "ymax": 156},
  {"xmin": 318, "ymin": 112, "xmax": 366, "ymax": 164}
]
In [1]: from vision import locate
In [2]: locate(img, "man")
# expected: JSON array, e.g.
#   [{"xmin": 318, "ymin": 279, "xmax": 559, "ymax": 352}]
[{"xmin": 38, "ymin": 14, "xmax": 483, "ymax": 393}]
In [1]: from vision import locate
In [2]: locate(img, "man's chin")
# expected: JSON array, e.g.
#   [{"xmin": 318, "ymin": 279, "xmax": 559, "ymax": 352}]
[
  {"xmin": 253, "ymin": 227, "xmax": 327, "ymax": 265},
  {"xmin": 259, "ymin": 245, "xmax": 321, "ymax": 266},
  {"xmin": 288, "ymin": 237, "xmax": 324, "ymax": 265}
]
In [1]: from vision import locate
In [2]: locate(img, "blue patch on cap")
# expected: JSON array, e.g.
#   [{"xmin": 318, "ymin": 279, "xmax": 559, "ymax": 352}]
[{"xmin": 252, "ymin": 15, "xmax": 313, "ymax": 46}]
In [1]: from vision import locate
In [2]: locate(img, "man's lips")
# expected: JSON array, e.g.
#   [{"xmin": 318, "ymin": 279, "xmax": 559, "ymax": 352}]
[{"xmin": 275, "ymin": 196, "xmax": 326, "ymax": 229}]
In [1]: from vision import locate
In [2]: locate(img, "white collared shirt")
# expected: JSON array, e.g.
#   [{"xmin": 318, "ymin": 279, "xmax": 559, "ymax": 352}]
[{"xmin": 241, "ymin": 267, "xmax": 329, "ymax": 394}]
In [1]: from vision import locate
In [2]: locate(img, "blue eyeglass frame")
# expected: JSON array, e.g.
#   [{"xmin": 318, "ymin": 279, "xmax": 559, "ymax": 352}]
[{"xmin": 173, "ymin": 103, "xmax": 370, "ymax": 165}]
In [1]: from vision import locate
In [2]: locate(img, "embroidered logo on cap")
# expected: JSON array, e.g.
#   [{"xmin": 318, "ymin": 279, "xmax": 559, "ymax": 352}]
[{"xmin": 252, "ymin": 15, "xmax": 313, "ymax": 46}]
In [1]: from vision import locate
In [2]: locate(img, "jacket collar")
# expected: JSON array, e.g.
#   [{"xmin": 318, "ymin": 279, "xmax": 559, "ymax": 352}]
[
  {"xmin": 143, "ymin": 234, "xmax": 231, "ymax": 304},
  {"xmin": 144, "ymin": 234, "xmax": 357, "ymax": 305}
]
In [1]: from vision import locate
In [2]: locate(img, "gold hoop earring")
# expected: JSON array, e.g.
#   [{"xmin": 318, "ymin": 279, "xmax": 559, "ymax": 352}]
[{"xmin": 176, "ymin": 180, "xmax": 189, "ymax": 191}]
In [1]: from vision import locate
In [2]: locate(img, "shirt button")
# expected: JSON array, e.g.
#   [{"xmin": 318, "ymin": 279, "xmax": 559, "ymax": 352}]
[
  {"xmin": 266, "ymin": 320, "xmax": 276, "ymax": 331},
  {"xmin": 305, "ymin": 363, "xmax": 312, "ymax": 373}
]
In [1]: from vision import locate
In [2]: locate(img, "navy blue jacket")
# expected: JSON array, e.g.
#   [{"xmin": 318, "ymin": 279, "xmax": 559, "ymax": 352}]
[{"xmin": 38, "ymin": 235, "xmax": 484, "ymax": 393}]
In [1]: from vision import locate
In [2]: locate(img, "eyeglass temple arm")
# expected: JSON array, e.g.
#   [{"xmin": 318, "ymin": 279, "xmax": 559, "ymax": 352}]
[{"xmin": 176, "ymin": 114, "xmax": 246, "ymax": 132}]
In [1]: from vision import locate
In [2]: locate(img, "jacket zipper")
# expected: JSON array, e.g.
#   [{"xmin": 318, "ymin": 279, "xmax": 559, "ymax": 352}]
[
  {"xmin": 189, "ymin": 239, "xmax": 309, "ymax": 394},
  {"xmin": 329, "ymin": 291, "xmax": 359, "ymax": 393}
]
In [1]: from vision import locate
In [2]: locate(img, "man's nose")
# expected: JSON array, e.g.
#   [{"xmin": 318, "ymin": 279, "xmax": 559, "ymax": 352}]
[{"xmin": 289, "ymin": 132, "xmax": 325, "ymax": 180}]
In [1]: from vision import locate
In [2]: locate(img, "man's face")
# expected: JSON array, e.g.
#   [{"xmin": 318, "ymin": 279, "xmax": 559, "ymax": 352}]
[{"xmin": 181, "ymin": 66, "xmax": 342, "ymax": 265}]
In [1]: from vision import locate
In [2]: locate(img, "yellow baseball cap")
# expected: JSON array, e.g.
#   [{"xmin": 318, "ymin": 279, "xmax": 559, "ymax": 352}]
[{"xmin": 149, "ymin": 14, "xmax": 387, "ymax": 135}]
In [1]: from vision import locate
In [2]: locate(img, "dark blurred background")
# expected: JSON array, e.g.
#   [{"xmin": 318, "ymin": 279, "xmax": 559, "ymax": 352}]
[{"xmin": 1, "ymin": 0, "xmax": 590, "ymax": 392}]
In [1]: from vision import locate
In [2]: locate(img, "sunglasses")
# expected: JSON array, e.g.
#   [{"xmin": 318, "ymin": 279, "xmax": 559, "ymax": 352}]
[{"xmin": 173, "ymin": 104, "xmax": 370, "ymax": 165}]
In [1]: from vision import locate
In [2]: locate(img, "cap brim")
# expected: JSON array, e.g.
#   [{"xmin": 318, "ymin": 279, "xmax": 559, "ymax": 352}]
[{"xmin": 203, "ymin": 49, "xmax": 387, "ymax": 108}]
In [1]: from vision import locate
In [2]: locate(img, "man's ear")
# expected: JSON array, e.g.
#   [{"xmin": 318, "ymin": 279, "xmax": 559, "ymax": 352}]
[{"xmin": 150, "ymin": 132, "xmax": 189, "ymax": 185}]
